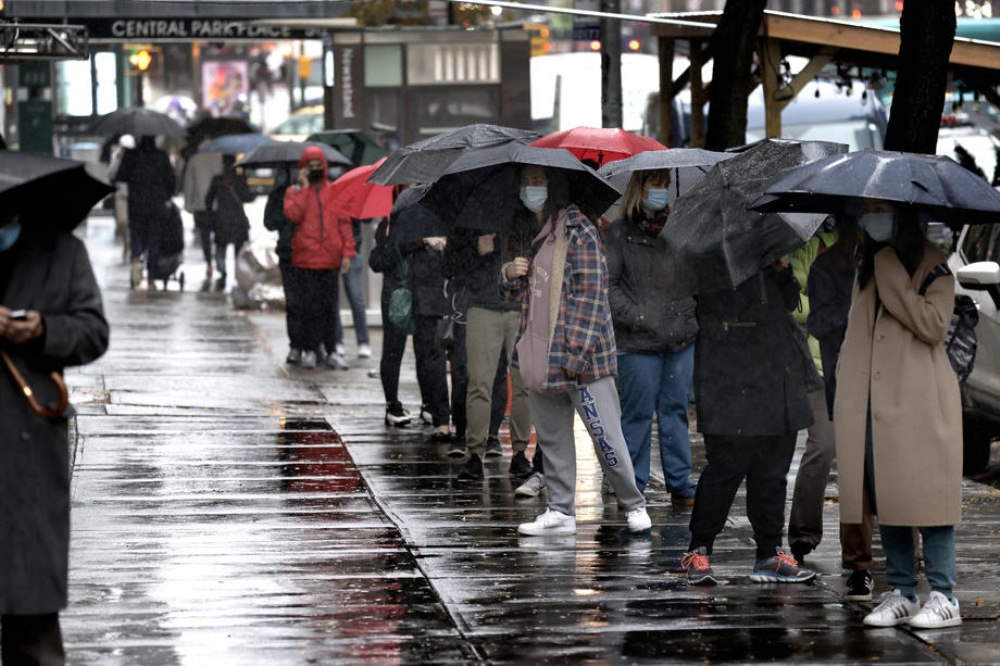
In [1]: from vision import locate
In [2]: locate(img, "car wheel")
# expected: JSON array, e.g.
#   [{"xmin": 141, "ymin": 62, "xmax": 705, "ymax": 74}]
[{"xmin": 963, "ymin": 414, "xmax": 994, "ymax": 476}]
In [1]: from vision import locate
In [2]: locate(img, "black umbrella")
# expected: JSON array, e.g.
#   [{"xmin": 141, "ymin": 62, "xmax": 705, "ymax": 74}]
[
  {"xmin": 306, "ymin": 130, "xmax": 387, "ymax": 167},
  {"xmin": 389, "ymin": 184, "xmax": 448, "ymax": 243},
  {"xmin": 368, "ymin": 123, "xmax": 539, "ymax": 186},
  {"xmin": 598, "ymin": 148, "xmax": 735, "ymax": 198},
  {"xmin": 92, "ymin": 107, "xmax": 186, "ymax": 139},
  {"xmin": 418, "ymin": 143, "xmax": 620, "ymax": 231},
  {"xmin": 660, "ymin": 138, "xmax": 847, "ymax": 297},
  {"xmin": 200, "ymin": 133, "xmax": 276, "ymax": 156},
  {"xmin": 750, "ymin": 149, "xmax": 1000, "ymax": 230},
  {"xmin": 187, "ymin": 116, "xmax": 257, "ymax": 143},
  {"xmin": 234, "ymin": 141, "xmax": 352, "ymax": 168},
  {"xmin": 0, "ymin": 151, "xmax": 113, "ymax": 231}
]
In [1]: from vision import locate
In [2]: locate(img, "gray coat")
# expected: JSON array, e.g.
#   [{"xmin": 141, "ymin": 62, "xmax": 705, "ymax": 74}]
[
  {"xmin": 1, "ymin": 233, "xmax": 109, "ymax": 615},
  {"xmin": 605, "ymin": 215, "xmax": 697, "ymax": 354}
]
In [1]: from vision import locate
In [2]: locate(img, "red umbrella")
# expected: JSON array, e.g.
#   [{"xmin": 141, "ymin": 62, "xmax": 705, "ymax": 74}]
[
  {"xmin": 328, "ymin": 157, "xmax": 394, "ymax": 219},
  {"xmin": 531, "ymin": 126, "xmax": 666, "ymax": 167}
]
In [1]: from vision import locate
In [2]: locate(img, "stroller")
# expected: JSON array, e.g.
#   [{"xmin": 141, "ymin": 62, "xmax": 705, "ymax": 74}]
[{"xmin": 148, "ymin": 201, "xmax": 186, "ymax": 290}]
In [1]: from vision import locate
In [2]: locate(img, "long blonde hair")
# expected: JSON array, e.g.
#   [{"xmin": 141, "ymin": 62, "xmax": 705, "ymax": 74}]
[{"xmin": 621, "ymin": 168, "xmax": 671, "ymax": 219}]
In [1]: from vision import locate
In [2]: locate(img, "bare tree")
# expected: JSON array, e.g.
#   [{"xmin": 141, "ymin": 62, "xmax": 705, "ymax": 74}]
[
  {"xmin": 705, "ymin": 0, "xmax": 768, "ymax": 151},
  {"xmin": 883, "ymin": 2, "xmax": 956, "ymax": 153}
]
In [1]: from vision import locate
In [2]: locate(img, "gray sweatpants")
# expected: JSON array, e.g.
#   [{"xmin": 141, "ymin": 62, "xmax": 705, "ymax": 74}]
[{"xmin": 529, "ymin": 375, "xmax": 645, "ymax": 516}]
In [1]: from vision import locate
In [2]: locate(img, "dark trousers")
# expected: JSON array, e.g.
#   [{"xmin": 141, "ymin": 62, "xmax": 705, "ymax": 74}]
[
  {"xmin": 194, "ymin": 211, "xmax": 214, "ymax": 265},
  {"xmin": 689, "ymin": 432, "xmax": 798, "ymax": 561},
  {"xmin": 298, "ymin": 268, "xmax": 339, "ymax": 354},
  {"xmin": 1, "ymin": 613, "xmax": 65, "ymax": 666},
  {"xmin": 279, "ymin": 261, "xmax": 303, "ymax": 351},
  {"xmin": 413, "ymin": 314, "xmax": 450, "ymax": 427},
  {"xmin": 379, "ymin": 302, "xmax": 409, "ymax": 409}
]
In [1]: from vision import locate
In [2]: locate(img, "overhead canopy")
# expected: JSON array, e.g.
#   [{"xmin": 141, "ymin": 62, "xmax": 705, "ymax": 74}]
[
  {"xmin": 650, "ymin": 10, "xmax": 1000, "ymax": 147},
  {"xmin": 0, "ymin": 0, "xmax": 353, "ymax": 19}
]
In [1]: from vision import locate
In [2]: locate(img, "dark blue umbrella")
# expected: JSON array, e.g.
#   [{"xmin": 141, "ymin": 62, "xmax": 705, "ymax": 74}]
[
  {"xmin": 200, "ymin": 133, "xmax": 276, "ymax": 156},
  {"xmin": 751, "ymin": 149, "xmax": 1000, "ymax": 230}
]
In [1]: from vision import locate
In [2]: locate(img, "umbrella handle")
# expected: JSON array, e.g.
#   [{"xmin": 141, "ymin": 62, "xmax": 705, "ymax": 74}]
[{"xmin": 0, "ymin": 349, "xmax": 69, "ymax": 419}]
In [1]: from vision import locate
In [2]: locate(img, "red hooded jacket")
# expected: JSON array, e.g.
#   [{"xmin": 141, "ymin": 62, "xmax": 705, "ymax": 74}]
[{"xmin": 283, "ymin": 146, "xmax": 357, "ymax": 270}]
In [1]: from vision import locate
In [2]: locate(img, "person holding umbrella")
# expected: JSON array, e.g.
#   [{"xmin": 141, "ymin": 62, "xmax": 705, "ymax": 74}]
[
  {"xmin": 835, "ymin": 201, "xmax": 963, "ymax": 629},
  {"xmin": 604, "ymin": 168, "xmax": 699, "ymax": 506},
  {"xmin": 0, "ymin": 173, "xmax": 110, "ymax": 663},
  {"xmin": 114, "ymin": 135, "xmax": 176, "ymax": 290},
  {"xmin": 283, "ymin": 146, "xmax": 356, "ymax": 369},
  {"xmin": 504, "ymin": 164, "xmax": 650, "ymax": 536},
  {"xmin": 205, "ymin": 154, "xmax": 255, "ymax": 289}
]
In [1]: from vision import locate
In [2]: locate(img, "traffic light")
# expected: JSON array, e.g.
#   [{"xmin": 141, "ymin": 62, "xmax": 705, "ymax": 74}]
[
  {"xmin": 127, "ymin": 46, "xmax": 161, "ymax": 74},
  {"xmin": 527, "ymin": 23, "xmax": 551, "ymax": 57}
]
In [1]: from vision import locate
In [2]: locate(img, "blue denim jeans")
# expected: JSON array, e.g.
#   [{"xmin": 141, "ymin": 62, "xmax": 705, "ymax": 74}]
[
  {"xmin": 334, "ymin": 252, "xmax": 370, "ymax": 346},
  {"xmin": 617, "ymin": 345, "xmax": 696, "ymax": 494},
  {"xmin": 879, "ymin": 524, "xmax": 957, "ymax": 599}
]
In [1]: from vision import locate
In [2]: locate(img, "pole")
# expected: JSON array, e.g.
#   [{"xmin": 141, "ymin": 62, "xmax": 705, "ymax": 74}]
[{"xmin": 599, "ymin": 0, "xmax": 622, "ymax": 129}]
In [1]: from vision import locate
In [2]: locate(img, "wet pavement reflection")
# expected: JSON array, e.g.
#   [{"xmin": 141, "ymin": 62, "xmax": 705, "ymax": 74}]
[{"xmin": 57, "ymin": 213, "xmax": 1000, "ymax": 664}]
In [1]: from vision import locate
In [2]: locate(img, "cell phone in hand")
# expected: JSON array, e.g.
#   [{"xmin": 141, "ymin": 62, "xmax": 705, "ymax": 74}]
[{"xmin": 10, "ymin": 309, "xmax": 27, "ymax": 321}]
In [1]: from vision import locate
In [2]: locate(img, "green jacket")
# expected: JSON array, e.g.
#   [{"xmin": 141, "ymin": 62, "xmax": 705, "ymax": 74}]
[{"xmin": 789, "ymin": 228, "xmax": 839, "ymax": 375}]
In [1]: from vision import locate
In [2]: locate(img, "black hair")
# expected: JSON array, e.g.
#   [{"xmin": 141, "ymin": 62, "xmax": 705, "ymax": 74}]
[{"xmin": 857, "ymin": 206, "xmax": 925, "ymax": 289}]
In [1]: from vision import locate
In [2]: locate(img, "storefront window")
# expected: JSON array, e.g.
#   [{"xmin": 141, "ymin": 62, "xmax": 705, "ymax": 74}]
[
  {"xmin": 365, "ymin": 45, "xmax": 402, "ymax": 87},
  {"xmin": 95, "ymin": 52, "xmax": 118, "ymax": 115},
  {"xmin": 55, "ymin": 59, "xmax": 93, "ymax": 116}
]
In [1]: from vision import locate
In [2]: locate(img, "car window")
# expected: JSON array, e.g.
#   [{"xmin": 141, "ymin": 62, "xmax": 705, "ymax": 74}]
[{"xmin": 962, "ymin": 224, "xmax": 1000, "ymax": 263}]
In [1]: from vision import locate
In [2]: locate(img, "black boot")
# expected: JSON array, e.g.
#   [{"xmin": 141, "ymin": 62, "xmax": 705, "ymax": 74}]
[{"xmin": 457, "ymin": 453, "xmax": 484, "ymax": 481}]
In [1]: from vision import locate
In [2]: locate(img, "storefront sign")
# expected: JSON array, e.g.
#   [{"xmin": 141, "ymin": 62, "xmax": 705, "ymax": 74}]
[{"xmin": 81, "ymin": 19, "xmax": 330, "ymax": 41}]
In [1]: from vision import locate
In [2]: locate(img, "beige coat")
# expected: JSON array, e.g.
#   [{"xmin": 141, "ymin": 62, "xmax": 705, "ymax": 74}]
[{"xmin": 834, "ymin": 243, "xmax": 962, "ymax": 526}]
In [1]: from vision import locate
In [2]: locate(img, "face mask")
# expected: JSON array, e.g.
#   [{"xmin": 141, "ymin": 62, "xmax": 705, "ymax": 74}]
[
  {"xmin": 860, "ymin": 212, "xmax": 894, "ymax": 242},
  {"xmin": 307, "ymin": 169, "xmax": 325, "ymax": 183},
  {"xmin": 520, "ymin": 186, "xmax": 548, "ymax": 213},
  {"xmin": 643, "ymin": 188, "xmax": 669, "ymax": 212},
  {"xmin": 0, "ymin": 222, "xmax": 22, "ymax": 252}
]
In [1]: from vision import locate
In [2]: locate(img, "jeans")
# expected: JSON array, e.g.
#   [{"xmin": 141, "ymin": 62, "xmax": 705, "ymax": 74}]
[
  {"xmin": 335, "ymin": 251, "xmax": 370, "ymax": 347},
  {"xmin": 617, "ymin": 346, "xmax": 695, "ymax": 494},
  {"xmin": 880, "ymin": 524, "xmax": 957, "ymax": 598}
]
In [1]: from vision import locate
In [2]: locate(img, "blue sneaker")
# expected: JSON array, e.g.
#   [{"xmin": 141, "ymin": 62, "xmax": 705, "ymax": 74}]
[{"xmin": 750, "ymin": 548, "xmax": 816, "ymax": 583}]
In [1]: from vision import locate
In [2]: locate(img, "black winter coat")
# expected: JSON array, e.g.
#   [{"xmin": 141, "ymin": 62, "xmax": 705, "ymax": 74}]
[
  {"xmin": 693, "ymin": 266, "xmax": 821, "ymax": 437},
  {"xmin": 442, "ymin": 215, "xmax": 535, "ymax": 312},
  {"xmin": 605, "ymin": 213, "xmax": 697, "ymax": 354},
  {"xmin": 369, "ymin": 218, "xmax": 405, "ymax": 313}
]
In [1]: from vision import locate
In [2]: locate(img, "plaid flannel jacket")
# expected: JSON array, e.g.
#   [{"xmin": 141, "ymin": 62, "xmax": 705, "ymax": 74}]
[{"xmin": 510, "ymin": 205, "xmax": 618, "ymax": 391}]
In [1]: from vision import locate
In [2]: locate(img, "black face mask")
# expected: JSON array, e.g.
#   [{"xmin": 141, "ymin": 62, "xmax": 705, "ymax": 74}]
[{"xmin": 307, "ymin": 169, "xmax": 325, "ymax": 183}]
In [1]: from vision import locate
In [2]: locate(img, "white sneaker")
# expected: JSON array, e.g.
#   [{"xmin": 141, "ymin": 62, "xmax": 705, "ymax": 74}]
[
  {"xmin": 909, "ymin": 590, "xmax": 962, "ymax": 629},
  {"xmin": 326, "ymin": 353, "xmax": 349, "ymax": 370},
  {"xmin": 863, "ymin": 589, "xmax": 921, "ymax": 627},
  {"xmin": 335, "ymin": 343, "xmax": 346, "ymax": 356},
  {"xmin": 358, "ymin": 343, "xmax": 372, "ymax": 358},
  {"xmin": 518, "ymin": 508, "xmax": 575, "ymax": 536},
  {"xmin": 300, "ymin": 350, "xmax": 317, "ymax": 369},
  {"xmin": 514, "ymin": 472, "xmax": 546, "ymax": 498},
  {"xmin": 626, "ymin": 506, "xmax": 652, "ymax": 532}
]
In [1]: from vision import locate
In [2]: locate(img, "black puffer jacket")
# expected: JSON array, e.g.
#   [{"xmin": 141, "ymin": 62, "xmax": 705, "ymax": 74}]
[{"xmin": 605, "ymin": 212, "xmax": 697, "ymax": 354}]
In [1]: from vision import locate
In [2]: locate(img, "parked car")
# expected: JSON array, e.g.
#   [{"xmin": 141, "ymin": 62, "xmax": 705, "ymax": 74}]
[
  {"xmin": 269, "ymin": 105, "xmax": 326, "ymax": 142},
  {"xmin": 948, "ymin": 223, "xmax": 1000, "ymax": 473}
]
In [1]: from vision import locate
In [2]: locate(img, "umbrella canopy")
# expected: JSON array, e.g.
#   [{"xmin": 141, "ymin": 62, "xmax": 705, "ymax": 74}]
[
  {"xmin": 751, "ymin": 149, "xmax": 1000, "ymax": 230},
  {"xmin": 368, "ymin": 123, "xmax": 539, "ymax": 186},
  {"xmin": 531, "ymin": 126, "xmax": 666, "ymax": 167},
  {"xmin": 328, "ymin": 158, "xmax": 394, "ymax": 220},
  {"xmin": 92, "ymin": 107, "xmax": 186, "ymax": 139},
  {"xmin": 418, "ymin": 143, "xmax": 620, "ymax": 231},
  {"xmin": 389, "ymin": 184, "xmax": 449, "ymax": 243},
  {"xmin": 200, "ymin": 133, "xmax": 276, "ymax": 156},
  {"xmin": 0, "ymin": 151, "xmax": 113, "ymax": 231},
  {"xmin": 186, "ymin": 115, "xmax": 258, "ymax": 152},
  {"xmin": 661, "ymin": 138, "xmax": 847, "ymax": 297},
  {"xmin": 235, "ymin": 141, "xmax": 352, "ymax": 168},
  {"xmin": 306, "ymin": 130, "xmax": 387, "ymax": 168},
  {"xmin": 598, "ymin": 148, "xmax": 736, "ymax": 198}
]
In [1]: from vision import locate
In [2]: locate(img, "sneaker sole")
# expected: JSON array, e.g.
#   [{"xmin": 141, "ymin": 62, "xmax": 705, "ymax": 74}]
[
  {"xmin": 484, "ymin": 449, "xmax": 503, "ymax": 458},
  {"xmin": 514, "ymin": 488, "xmax": 543, "ymax": 498},
  {"xmin": 447, "ymin": 450, "xmax": 468, "ymax": 458},
  {"xmin": 627, "ymin": 519, "xmax": 652, "ymax": 533},
  {"xmin": 909, "ymin": 616, "xmax": 962, "ymax": 629},
  {"xmin": 749, "ymin": 572, "xmax": 817, "ymax": 583},
  {"xmin": 864, "ymin": 614, "xmax": 914, "ymax": 628},
  {"xmin": 844, "ymin": 592, "xmax": 874, "ymax": 602}
]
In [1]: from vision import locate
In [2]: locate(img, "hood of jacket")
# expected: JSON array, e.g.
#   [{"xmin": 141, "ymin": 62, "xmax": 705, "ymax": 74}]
[{"xmin": 298, "ymin": 146, "xmax": 329, "ymax": 183}]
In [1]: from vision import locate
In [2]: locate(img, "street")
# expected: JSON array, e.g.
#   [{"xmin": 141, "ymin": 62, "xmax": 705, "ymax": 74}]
[{"xmin": 55, "ymin": 208, "xmax": 1000, "ymax": 665}]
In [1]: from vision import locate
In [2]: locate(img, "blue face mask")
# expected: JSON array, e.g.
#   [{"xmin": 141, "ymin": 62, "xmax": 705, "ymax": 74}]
[
  {"xmin": 643, "ymin": 188, "xmax": 669, "ymax": 212},
  {"xmin": 520, "ymin": 186, "xmax": 548, "ymax": 213},
  {"xmin": 0, "ymin": 222, "xmax": 22, "ymax": 252},
  {"xmin": 860, "ymin": 212, "xmax": 894, "ymax": 242}
]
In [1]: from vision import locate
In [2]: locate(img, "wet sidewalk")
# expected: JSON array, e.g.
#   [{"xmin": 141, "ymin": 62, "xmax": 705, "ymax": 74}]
[{"xmin": 59, "ymin": 212, "xmax": 1000, "ymax": 664}]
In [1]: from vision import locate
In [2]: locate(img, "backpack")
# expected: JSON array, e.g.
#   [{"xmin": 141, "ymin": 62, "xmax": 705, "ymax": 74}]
[{"xmin": 919, "ymin": 264, "xmax": 978, "ymax": 383}]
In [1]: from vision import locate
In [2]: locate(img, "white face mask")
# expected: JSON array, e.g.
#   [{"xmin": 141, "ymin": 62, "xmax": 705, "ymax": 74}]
[
  {"xmin": 520, "ymin": 186, "xmax": 548, "ymax": 213},
  {"xmin": 860, "ymin": 212, "xmax": 894, "ymax": 242}
]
